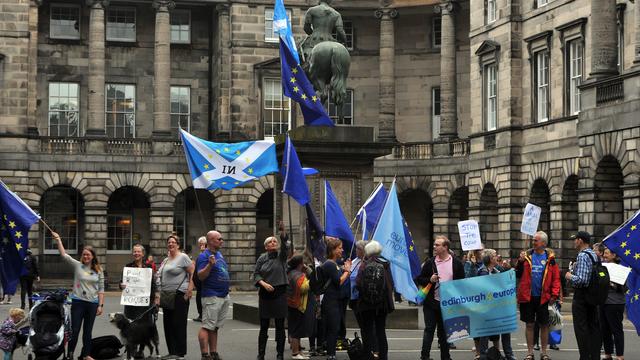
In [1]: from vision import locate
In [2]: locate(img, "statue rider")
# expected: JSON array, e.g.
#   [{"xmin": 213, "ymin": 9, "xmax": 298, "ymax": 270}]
[{"xmin": 299, "ymin": 0, "xmax": 347, "ymax": 64}]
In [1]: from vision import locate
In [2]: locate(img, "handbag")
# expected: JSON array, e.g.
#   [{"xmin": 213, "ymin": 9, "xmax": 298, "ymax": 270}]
[{"xmin": 159, "ymin": 257, "xmax": 187, "ymax": 310}]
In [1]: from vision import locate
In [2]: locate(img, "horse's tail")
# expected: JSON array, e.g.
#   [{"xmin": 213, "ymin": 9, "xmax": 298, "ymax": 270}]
[{"xmin": 329, "ymin": 47, "xmax": 350, "ymax": 106}]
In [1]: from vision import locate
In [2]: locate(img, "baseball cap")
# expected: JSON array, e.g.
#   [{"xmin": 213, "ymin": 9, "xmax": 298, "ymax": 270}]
[{"xmin": 570, "ymin": 231, "xmax": 591, "ymax": 243}]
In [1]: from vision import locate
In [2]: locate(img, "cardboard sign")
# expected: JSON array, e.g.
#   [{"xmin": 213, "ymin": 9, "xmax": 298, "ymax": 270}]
[
  {"xmin": 120, "ymin": 267, "xmax": 152, "ymax": 307},
  {"xmin": 458, "ymin": 220, "xmax": 482, "ymax": 251},
  {"xmin": 603, "ymin": 262, "xmax": 632, "ymax": 285},
  {"xmin": 521, "ymin": 203, "xmax": 541, "ymax": 236}
]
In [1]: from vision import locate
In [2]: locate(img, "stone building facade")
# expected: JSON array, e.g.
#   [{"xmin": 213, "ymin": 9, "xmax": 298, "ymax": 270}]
[{"xmin": 1, "ymin": 0, "xmax": 639, "ymax": 287}]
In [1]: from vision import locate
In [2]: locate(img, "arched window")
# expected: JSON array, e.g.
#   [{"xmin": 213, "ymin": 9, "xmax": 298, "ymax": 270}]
[
  {"xmin": 173, "ymin": 187, "xmax": 214, "ymax": 254},
  {"xmin": 107, "ymin": 186, "xmax": 149, "ymax": 252},
  {"xmin": 41, "ymin": 186, "xmax": 84, "ymax": 254}
]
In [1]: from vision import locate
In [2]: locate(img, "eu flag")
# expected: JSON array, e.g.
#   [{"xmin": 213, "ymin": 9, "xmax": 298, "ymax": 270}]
[
  {"xmin": 371, "ymin": 180, "xmax": 420, "ymax": 302},
  {"xmin": 0, "ymin": 180, "xmax": 40, "ymax": 294},
  {"xmin": 281, "ymin": 135, "xmax": 310, "ymax": 205},
  {"xmin": 180, "ymin": 129, "xmax": 278, "ymax": 191},
  {"xmin": 279, "ymin": 39, "xmax": 334, "ymax": 127},
  {"xmin": 625, "ymin": 269, "xmax": 640, "ymax": 335},
  {"xmin": 603, "ymin": 210, "xmax": 640, "ymax": 273},
  {"xmin": 324, "ymin": 180, "xmax": 354, "ymax": 252},
  {"xmin": 305, "ymin": 203, "xmax": 326, "ymax": 262}
]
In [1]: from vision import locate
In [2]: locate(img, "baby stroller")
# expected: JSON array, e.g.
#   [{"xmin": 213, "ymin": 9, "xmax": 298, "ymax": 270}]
[{"xmin": 26, "ymin": 289, "xmax": 72, "ymax": 360}]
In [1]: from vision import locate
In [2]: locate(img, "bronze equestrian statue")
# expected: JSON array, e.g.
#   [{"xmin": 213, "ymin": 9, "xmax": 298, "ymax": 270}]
[{"xmin": 299, "ymin": 0, "xmax": 351, "ymax": 123}]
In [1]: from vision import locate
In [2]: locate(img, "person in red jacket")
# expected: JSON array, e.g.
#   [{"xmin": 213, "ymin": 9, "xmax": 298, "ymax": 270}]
[{"xmin": 516, "ymin": 231, "xmax": 561, "ymax": 360}]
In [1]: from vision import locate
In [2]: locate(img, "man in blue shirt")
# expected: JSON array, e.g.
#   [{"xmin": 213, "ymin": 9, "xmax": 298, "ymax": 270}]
[
  {"xmin": 196, "ymin": 230, "xmax": 230, "ymax": 360},
  {"xmin": 565, "ymin": 231, "xmax": 601, "ymax": 360}
]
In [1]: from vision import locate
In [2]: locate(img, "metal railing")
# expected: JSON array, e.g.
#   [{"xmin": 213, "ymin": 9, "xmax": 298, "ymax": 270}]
[{"xmin": 596, "ymin": 79, "xmax": 624, "ymax": 105}]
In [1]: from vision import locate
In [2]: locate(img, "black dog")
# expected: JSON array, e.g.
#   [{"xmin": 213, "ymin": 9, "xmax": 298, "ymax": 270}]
[{"xmin": 109, "ymin": 312, "xmax": 160, "ymax": 359}]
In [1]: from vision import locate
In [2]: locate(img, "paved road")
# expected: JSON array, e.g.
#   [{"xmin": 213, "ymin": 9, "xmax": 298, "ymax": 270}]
[{"xmin": 5, "ymin": 292, "xmax": 639, "ymax": 360}]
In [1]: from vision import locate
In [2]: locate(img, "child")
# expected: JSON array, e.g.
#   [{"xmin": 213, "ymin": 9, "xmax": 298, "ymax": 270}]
[{"xmin": 0, "ymin": 308, "xmax": 26, "ymax": 359}]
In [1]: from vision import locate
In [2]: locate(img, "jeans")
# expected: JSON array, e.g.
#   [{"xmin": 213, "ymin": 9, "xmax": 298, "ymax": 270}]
[
  {"xmin": 573, "ymin": 289, "xmax": 601, "ymax": 360},
  {"xmin": 19, "ymin": 277, "xmax": 34, "ymax": 309},
  {"xmin": 360, "ymin": 309, "xmax": 388, "ymax": 360},
  {"xmin": 421, "ymin": 304, "xmax": 449, "ymax": 360},
  {"xmin": 258, "ymin": 317, "xmax": 285, "ymax": 356},
  {"xmin": 162, "ymin": 291, "xmax": 190, "ymax": 356},
  {"xmin": 69, "ymin": 299, "xmax": 99, "ymax": 357},
  {"xmin": 600, "ymin": 303, "xmax": 624, "ymax": 356},
  {"xmin": 322, "ymin": 297, "xmax": 343, "ymax": 356},
  {"xmin": 3, "ymin": 350, "xmax": 10, "ymax": 360}
]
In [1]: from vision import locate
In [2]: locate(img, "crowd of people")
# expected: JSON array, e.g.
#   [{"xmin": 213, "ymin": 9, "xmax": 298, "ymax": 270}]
[{"xmin": 13, "ymin": 226, "xmax": 623, "ymax": 360}]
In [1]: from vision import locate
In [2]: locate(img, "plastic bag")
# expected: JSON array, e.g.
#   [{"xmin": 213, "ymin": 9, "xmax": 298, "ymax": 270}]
[{"xmin": 548, "ymin": 302, "xmax": 563, "ymax": 331}]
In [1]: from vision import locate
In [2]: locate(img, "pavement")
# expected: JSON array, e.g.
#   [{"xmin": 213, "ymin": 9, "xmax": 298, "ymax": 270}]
[{"xmin": 3, "ymin": 291, "xmax": 639, "ymax": 360}]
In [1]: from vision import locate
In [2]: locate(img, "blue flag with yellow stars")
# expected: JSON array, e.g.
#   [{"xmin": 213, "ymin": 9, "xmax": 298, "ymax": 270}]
[
  {"xmin": 279, "ymin": 38, "xmax": 334, "ymax": 127},
  {"xmin": 625, "ymin": 269, "xmax": 640, "ymax": 335},
  {"xmin": 0, "ymin": 180, "xmax": 40, "ymax": 294},
  {"xmin": 603, "ymin": 210, "xmax": 640, "ymax": 273},
  {"xmin": 180, "ymin": 129, "xmax": 278, "ymax": 191}
]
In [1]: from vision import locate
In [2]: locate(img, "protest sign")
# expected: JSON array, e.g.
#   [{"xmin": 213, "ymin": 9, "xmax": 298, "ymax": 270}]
[
  {"xmin": 120, "ymin": 267, "xmax": 153, "ymax": 306},
  {"xmin": 521, "ymin": 203, "xmax": 541, "ymax": 236},
  {"xmin": 440, "ymin": 270, "xmax": 518, "ymax": 342},
  {"xmin": 457, "ymin": 220, "xmax": 482, "ymax": 251},
  {"xmin": 603, "ymin": 262, "xmax": 631, "ymax": 285}
]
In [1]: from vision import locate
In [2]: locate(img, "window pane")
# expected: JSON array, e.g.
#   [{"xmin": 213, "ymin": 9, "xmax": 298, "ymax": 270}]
[
  {"xmin": 106, "ymin": 84, "xmax": 135, "ymax": 138},
  {"xmin": 50, "ymin": 5, "xmax": 80, "ymax": 39},
  {"xmin": 170, "ymin": 10, "xmax": 190, "ymax": 43},
  {"xmin": 107, "ymin": 7, "xmax": 136, "ymax": 42},
  {"xmin": 42, "ymin": 187, "xmax": 81, "ymax": 252},
  {"xmin": 432, "ymin": 16, "xmax": 441, "ymax": 47},
  {"xmin": 49, "ymin": 82, "xmax": 80, "ymax": 136},
  {"xmin": 170, "ymin": 86, "xmax": 190, "ymax": 135},
  {"xmin": 263, "ymin": 78, "xmax": 290, "ymax": 137},
  {"xmin": 332, "ymin": 20, "xmax": 354, "ymax": 49},
  {"xmin": 328, "ymin": 89, "xmax": 353, "ymax": 125}
]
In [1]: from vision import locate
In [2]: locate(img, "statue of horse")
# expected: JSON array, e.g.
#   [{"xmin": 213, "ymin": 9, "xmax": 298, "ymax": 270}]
[{"xmin": 305, "ymin": 41, "xmax": 351, "ymax": 123}]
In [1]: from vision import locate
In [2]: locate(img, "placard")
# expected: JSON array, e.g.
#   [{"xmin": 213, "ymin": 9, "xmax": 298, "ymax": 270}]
[
  {"xmin": 521, "ymin": 203, "xmax": 541, "ymax": 236},
  {"xmin": 603, "ymin": 262, "xmax": 632, "ymax": 285},
  {"xmin": 120, "ymin": 267, "xmax": 153, "ymax": 307},
  {"xmin": 458, "ymin": 220, "xmax": 482, "ymax": 251}
]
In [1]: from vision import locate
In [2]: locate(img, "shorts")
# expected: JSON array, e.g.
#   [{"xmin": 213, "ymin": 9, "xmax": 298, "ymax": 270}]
[
  {"xmin": 519, "ymin": 296, "xmax": 549, "ymax": 325},
  {"xmin": 202, "ymin": 295, "xmax": 231, "ymax": 330}
]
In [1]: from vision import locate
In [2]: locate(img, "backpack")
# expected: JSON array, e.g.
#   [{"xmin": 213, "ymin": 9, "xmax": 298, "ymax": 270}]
[
  {"xmin": 360, "ymin": 260, "xmax": 386, "ymax": 305},
  {"xmin": 90, "ymin": 335, "xmax": 122, "ymax": 359},
  {"xmin": 584, "ymin": 251, "xmax": 610, "ymax": 305},
  {"xmin": 346, "ymin": 332, "xmax": 370, "ymax": 360},
  {"xmin": 309, "ymin": 264, "xmax": 331, "ymax": 295},
  {"xmin": 486, "ymin": 345, "xmax": 504, "ymax": 360}
]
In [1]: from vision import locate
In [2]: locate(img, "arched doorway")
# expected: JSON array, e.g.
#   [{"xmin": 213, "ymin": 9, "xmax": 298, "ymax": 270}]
[
  {"xmin": 448, "ymin": 186, "xmax": 469, "ymax": 256},
  {"xmin": 593, "ymin": 156, "xmax": 624, "ymax": 242},
  {"xmin": 399, "ymin": 189, "xmax": 433, "ymax": 259},
  {"xmin": 480, "ymin": 183, "xmax": 498, "ymax": 250},
  {"xmin": 174, "ymin": 187, "xmax": 215, "ymax": 257},
  {"xmin": 40, "ymin": 185, "xmax": 84, "ymax": 276},
  {"xmin": 561, "ymin": 175, "xmax": 579, "ymax": 267},
  {"xmin": 529, "ymin": 179, "xmax": 551, "ymax": 245},
  {"xmin": 256, "ymin": 189, "xmax": 274, "ymax": 259},
  {"xmin": 107, "ymin": 186, "xmax": 150, "ymax": 252}
]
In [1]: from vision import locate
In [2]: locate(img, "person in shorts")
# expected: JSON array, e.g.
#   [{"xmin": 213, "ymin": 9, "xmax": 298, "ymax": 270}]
[
  {"xmin": 196, "ymin": 230, "xmax": 231, "ymax": 360},
  {"xmin": 516, "ymin": 231, "xmax": 561, "ymax": 360}
]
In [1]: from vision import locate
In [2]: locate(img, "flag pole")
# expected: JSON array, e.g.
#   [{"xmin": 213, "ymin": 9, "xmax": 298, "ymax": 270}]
[
  {"xmin": 287, "ymin": 196, "xmax": 294, "ymax": 257},
  {"xmin": 348, "ymin": 219, "xmax": 361, "ymax": 259},
  {"xmin": 193, "ymin": 188, "xmax": 209, "ymax": 233},
  {"xmin": 39, "ymin": 218, "xmax": 55, "ymax": 234}
]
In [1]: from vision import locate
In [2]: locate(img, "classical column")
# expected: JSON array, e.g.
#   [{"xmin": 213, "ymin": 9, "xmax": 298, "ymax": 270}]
[
  {"xmin": 634, "ymin": 1, "xmax": 640, "ymax": 65},
  {"xmin": 375, "ymin": 8, "xmax": 398, "ymax": 142},
  {"xmin": 590, "ymin": 0, "xmax": 618, "ymax": 77},
  {"xmin": 435, "ymin": 1, "xmax": 457, "ymax": 140},
  {"xmin": 215, "ymin": 4, "xmax": 231, "ymax": 137},
  {"xmin": 86, "ymin": 0, "xmax": 108, "ymax": 137},
  {"xmin": 152, "ymin": 0, "xmax": 175, "ymax": 138},
  {"xmin": 27, "ymin": 0, "xmax": 42, "ymax": 136}
]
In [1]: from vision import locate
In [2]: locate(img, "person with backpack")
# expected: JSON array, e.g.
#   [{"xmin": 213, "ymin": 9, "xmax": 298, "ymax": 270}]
[
  {"xmin": 415, "ymin": 235, "xmax": 465, "ymax": 360},
  {"xmin": 19, "ymin": 249, "xmax": 39, "ymax": 310},
  {"xmin": 516, "ymin": 230, "xmax": 561, "ymax": 360},
  {"xmin": 321, "ymin": 237, "xmax": 352, "ymax": 360},
  {"xmin": 600, "ymin": 246, "xmax": 626, "ymax": 360},
  {"xmin": 286, "ymin": 254, "xmax": 313, "ymax": 360},
  {"xmin": 565, "ymin": 231, "xmax": 602, "ymax": 360},
  {"xmin": 355, "ymin": 240, "xmax": 394, "ymax": 360}
]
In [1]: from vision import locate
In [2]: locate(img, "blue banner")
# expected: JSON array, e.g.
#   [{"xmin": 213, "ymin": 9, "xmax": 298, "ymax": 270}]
[{"xmin": 440, "ymin": 270, "xmax": 518, "ymax": 342}]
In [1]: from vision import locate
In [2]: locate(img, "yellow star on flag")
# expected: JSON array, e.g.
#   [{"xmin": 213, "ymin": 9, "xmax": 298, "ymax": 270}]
[
  {"xmin": 234, "ymin": 182, "xmax": 240, "ymax": 185},
  {"xmin": 635, "ymin": 253, "xmax": 640, "ymax": 260},
  {"xmin": 632, "ymin": 225, "xmax": 637, "ymax": 231},
  {"xmin": 292, "ymin": 68, "xmax": 298, "ymax": 74},
  {"xmin": 625, "ymin": 249, "xmax": 631, "ymax": 256},
  {"xmin": 312, "ymin": 95, "xmax": 318, "ymax": 102},
  {"xmin": 8, "ymin": 221, "xmax": 16, "ymax": 229},
  {"xmin": 224, "ymin": 147, "xmax": 230, "ymax": 152},
  {"xmin": 293, "ymin": 86, "xmax": 299, "ymax": 93},
  {"xmin": 208, "ymin": 154, "xmax": 213, "ymax": 159},
  {"xmin": 248, "ymin": 168, "xmax": 253, "ymax": 174},
  {"xmin": 290, "ymin": 77, "xmax": 296, "ymax": 84},
  {"xmin": 15, "ymin": 243, "xmax": 22, "ymax": 250},
  {"xmin": 409, "ymin": 245, "xmax": 414, "ymax": 251},
  {"xmin": 235, "ymin": 150, "xmax": 241, "ymax": 155},
  {"xmin": 301, "ymin": 94, "xmax": 308, "ymax": 100},
  {"xmin": 621, "ymin": 242, "xmax": 627, "ymax": 248},
  {"xmin": 216, "ymin": 149, "xmax": 221, "ymax": 154},
  {"xmin": 14, "ymin": 231, "xmax": 22, "ymax": 239},
  {"xmin": 222, "ymin": 182, "xmax": 227, "ymax": 185},
  {"xmin": 636, "ymin": 294, "xmax": 640, "ymax": 301},
  {"xmin": 203, "ymin": 164, "xmax": 209, "ymax": 169},
  {"xmin": 3, "ymin": 215, "xmax": 6, "ymax": 220}
]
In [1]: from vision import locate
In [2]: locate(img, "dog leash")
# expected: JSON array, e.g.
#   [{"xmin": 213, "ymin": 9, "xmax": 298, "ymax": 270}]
[{"xmin": 129, "ymin": 304, "xmax": 159, "ymax": 323}]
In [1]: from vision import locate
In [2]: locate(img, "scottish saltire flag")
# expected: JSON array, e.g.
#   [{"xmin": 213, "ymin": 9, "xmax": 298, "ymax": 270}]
[
  {"xmin": 279, "ymin": 40, "xmax": 334, "ymax": 127},
  {"xmin": 273, "ymin": 0, "xmax": 299, "ymax": 64},
  {"xmin": 305, "ymin": 203, "xmax": 326, "ymax": 262},
  {"xmin": 371, "ymin": 180, "xmax": 420, "ymax": 302},
  {"xmin": 603, "ymin": 210, "xmax": 640, "ymax": 273},
  {"xmin": 356, "ymin": 183, "xmax": 387, "ymax": 240},
  {"xmin": 357, "ymin": 183, "xmax": 421, "ymax": 277},
  {"xmin": 626, "ymin": 269, "xmax": 640, "ymax": 335},
  {"xmin": 180, "ymin": 129, "xmax": 278, "ymax": 191},
  {"xmin": 0, "ymin": 180, "xmax": 40, "ymax": 294},
  {"xmin": 324, "ymin": 180, "xmax": 354, "ymax": 251},
  {"xmin": 281, "ymin": 135, "xmax": 310, "ymax": 205}
]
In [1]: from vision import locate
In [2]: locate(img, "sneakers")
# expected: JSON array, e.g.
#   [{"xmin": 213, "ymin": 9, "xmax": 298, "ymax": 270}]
[
  {"xmin": 550, "ymin": 344, "xmax": 560, "ymax": 350},
  {"xmin": 291, "ymin": 354, "xmax": 309, "ymax": 360},
  {"xmin": 533, "ymin": 344, "xmax": 540, "ymax": 351},
  {"xmin": 211, "ymin": 352, "xmax": 222, "ymax": 360}
]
